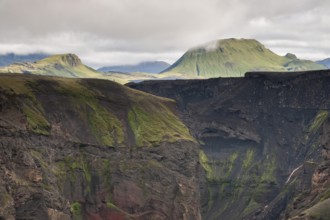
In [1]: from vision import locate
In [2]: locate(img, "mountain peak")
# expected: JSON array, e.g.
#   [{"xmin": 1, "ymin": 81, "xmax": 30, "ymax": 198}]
[
  {"xmin": 162, "ymin": 38, "xmax": 325, "ymax": 77},
  {"xmin": 0, "ymin": 53, "xmax": 101, "ymax": 78},
  {"xmin": 60, "ymin": 53, "xmax": 82, "ymax": 67},
  {"xmin": 285, "ymin": 53, "xmax": 297, "ymax": 59},
  {"xmin": 191, "ymin": 38, "xmax": 264, "ymax": 52},
  {"xmin": 41, "ymin": 53, "xmax": 82, "ymax": 67}
]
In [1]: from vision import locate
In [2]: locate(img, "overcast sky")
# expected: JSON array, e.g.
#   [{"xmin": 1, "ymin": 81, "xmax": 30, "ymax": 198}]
[{"xmin": 0, "ymin": 0, "xmax": 329, "ymax": 68}]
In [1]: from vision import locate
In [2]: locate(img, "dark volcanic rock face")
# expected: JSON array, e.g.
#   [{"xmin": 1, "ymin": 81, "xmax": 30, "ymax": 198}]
[
  {"xmin": 0, "ymin": 75, "xmax": 201, "ymax": 220},
  {"xmin": 129, "ymin": 70, "xmax": 330, "ymax": 219}
]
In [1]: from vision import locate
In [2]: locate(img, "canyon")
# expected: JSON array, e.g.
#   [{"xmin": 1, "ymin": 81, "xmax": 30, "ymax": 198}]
[
  {"xmin": 0, "ymin": 70, "xmax": 329, "ymax": 219},
  {"xmin": 129, "ymin": 70, "xmax": 330, "ymax": 219}
]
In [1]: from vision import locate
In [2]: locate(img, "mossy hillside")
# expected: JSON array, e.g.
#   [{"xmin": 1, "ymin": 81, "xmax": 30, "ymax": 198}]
[
  {"xmin": 87, "ymin": 79, "xmax": 195, "ymax": 146},
  {"xmin": 0, "ymin": 76, "xmax": 35, "ymax": 95},
  {"xmin": 0, "ymin": 75, "xmax": 125, "ymax": 142},
  {"xmin": 163, "ymin": 38, "xmax": 325, "ymax": 77},
  {"xmin": 0, "ymin": 74, "xmax": 194, "ymax": 147},
  {"xmin": 128, "ymin": 101, "xmax": 194, "ymax": 147},
  {"xmin": 23, "ymin": 101, "xmax": 50, "ymax": 135},
  {"xmin": 44, "ymin": 78, "xmax": 125, "ymax": 146},
  {"xmin": 0, "ymin": 76, "xmax": 51, "ymax": 135}
]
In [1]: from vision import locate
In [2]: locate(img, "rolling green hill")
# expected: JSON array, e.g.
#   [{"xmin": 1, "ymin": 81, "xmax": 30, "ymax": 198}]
[
  {"xmin": 0, "ymin": 53, "xmax": 161, "ymax": 84},
  {"xmin": 0, "ymin": 53, "xmax": 103, "ymax": 78},
  {"xmin": 162, "ymin": 38, "xmax": 326, "ymax": 77}
]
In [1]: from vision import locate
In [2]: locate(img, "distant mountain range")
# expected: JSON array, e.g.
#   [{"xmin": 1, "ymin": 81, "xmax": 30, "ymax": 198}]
[
  {"xmin": 0, "ymin": 53, "xmax": 49, "ymax": 67},
  {"xmin": 0, "ymin": 54, "xmax": 162, "ymax": 84},
  {"xmin": 0, "ymin": 39, "xmax": 328, "ymax": 82},
  {"xmin": 317, "ymin": 58, "xmax": 330, "ymax": 68},
  {"xmin": 162, "ymin": 38, "xmax": 326, "ymax": 77},
  {"xmin": 98, "ymin": 61, "xmax": 170, "ymax": 73}
]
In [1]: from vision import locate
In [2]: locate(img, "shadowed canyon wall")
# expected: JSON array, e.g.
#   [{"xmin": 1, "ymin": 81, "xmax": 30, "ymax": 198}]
[{"xmin": 129, "ymin": 70, "xmax": 330, "ymax": 219}]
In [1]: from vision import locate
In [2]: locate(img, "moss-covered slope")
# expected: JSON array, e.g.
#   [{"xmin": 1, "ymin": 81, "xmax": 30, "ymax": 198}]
[
  {"xmin": 162, "ymin": 38, "xmax": 326, "ymax": 77},
  {"xmin": 0, "ymin": 74, "xmax": 199, "ymax": 220},
  {"xmin": 0, "ymin": 74, "xmax": 193, "ymax": 147}
]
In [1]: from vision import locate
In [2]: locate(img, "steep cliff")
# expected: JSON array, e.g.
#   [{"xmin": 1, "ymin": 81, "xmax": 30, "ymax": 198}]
[
  {"xmin": 0, "ymin": 74, "xmax": 201, "ymax": 220},
  {"xmin": 129, "ymin": 70, "xmax": 330, "ymax": 219}
]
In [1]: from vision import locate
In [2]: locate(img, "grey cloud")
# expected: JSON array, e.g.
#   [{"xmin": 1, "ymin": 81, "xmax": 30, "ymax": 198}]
[{"xmin": 0, "ymin": 0, "xmax": 329, "ymax": 67}]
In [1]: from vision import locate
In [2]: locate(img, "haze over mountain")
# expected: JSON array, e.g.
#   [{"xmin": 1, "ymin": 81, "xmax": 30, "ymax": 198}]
[
  {"xmin": 317, "ymin": 58, "xmax": 330, "ymax": 68},
  {"xmin": 162, "ymin": 38, "xmax": 326, "ymax": 77},
  {"xmin": 98, "ymin": 61, "xmax": 170, "ymax": 74},
  {"xmin": 0, "ymin": 53, "xmax": 49, "ymax": 67}
]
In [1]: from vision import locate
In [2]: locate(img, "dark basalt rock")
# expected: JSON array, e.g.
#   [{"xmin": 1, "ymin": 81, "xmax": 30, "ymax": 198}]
[{"xmin": 128, "ymin": 69, "xmax": 330, "ymax": 219}]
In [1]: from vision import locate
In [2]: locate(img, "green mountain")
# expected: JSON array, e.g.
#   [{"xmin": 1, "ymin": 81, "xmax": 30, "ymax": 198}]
[
  {"xmin": 162, "ymin": 38, "xmax": 326, "ymax": 77},
  {"xmin": 0, "ymin": 53, "xmax": 102, "ymax": 78},
  {"xmin": 0, "ymin": 53, "xmax": 160, "ymax": 84}
]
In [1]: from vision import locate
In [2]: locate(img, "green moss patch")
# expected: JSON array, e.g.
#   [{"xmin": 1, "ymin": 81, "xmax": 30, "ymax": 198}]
[
  {"xmin": 309, "ymin": 110, "xmax": 329, "ymax": 133},
  {"xmin": 243, "ymin": 149, "xmax": 254, "ymax": 169},
  {"xmin": 23, "ymin": 101, "xmax": 50, "ymax": 135},
  {"xmin": 54, "ymin": 79, "xmax": 124, "ymax": 146},
  {"xmin": 199, "ymin": 150, "xmax": 213, "ymax": 180},
  {"xmin": 128, "ymin": 104, "xmax": 194, "ymax": 147},
  {"xmin": 70, "ymin": 202, "xmax": 82, "ymax": 220}
]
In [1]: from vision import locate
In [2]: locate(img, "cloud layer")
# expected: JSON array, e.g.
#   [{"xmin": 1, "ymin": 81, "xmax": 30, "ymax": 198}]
[{"xmin": 0, "ymin": 0, "xmax": 329, "ymax": 67}]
